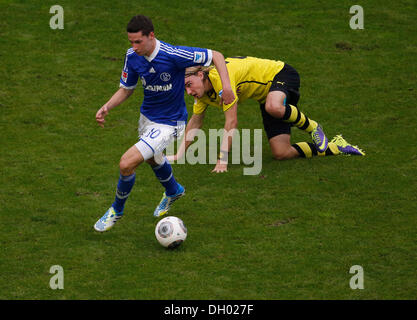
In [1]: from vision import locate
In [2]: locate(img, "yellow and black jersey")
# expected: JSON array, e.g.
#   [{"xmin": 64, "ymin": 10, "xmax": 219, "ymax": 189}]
[{"xmin": 193, "ymin": 56, "xmax": 285, "ymax": 114}]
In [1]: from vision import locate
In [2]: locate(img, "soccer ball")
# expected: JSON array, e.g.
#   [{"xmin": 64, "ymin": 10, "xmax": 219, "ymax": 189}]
[{"xmin": 155, "ymin": 216, "xmax": 187, "ymax": 248}]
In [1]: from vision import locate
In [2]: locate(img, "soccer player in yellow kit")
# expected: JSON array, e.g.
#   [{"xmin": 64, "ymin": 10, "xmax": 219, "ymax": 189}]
[{"xmin": 169, "ymin": 56, "xmax": 364, "ymax": 172}]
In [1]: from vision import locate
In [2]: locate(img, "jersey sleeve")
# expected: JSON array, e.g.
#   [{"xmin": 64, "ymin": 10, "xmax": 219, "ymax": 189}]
[
  {"xmin": 193, "ymin": 98, "xmax": 209, "ymax": 115},
  {"xmin": 119, "ymin": 50, "xmax": 139, "ymax": 89},
  {"xmin": 221, "ymin": 88, "xmax": 239, "ymax": 112},
  {"xmin": 207, "ymin": 65, "xmax": 238, "ymax": 112},
  {"xmin": 220, "ymin": 74, "xmax": 238, "ymax": 112},
  {"xmin": 169, "ymin": 45, "xmax": 213, "ymax": 69}
]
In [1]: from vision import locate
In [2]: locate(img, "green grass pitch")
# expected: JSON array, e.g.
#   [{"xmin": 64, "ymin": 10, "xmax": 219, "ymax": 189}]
[{"xmin": 0, "ymin": 0, "xmax": 416, "ymax": 299}]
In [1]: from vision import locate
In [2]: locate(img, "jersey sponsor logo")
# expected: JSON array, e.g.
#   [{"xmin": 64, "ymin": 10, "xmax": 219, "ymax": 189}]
[
  {"xmin": 160, "ymin": 72, "xmax": 171, "ymax": 82},
  {"xmin": 144, "ymin": 83, "xmax": 173, "ymax": 92},
  {"xmin": 193, "ymin": 51, "xmax": 206, "ymax": 63}
]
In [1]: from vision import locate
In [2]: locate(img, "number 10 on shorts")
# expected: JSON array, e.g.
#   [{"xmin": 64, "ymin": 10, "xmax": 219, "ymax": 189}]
[{"xmin": 146, "ymin": 128, "xmax": 161, "ymax": 139}]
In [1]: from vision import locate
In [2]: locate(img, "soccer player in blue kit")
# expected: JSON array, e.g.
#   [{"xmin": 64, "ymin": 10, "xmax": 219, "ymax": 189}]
[{"xmin": 94, "ymin": 15, "xmax": 234, "ymax": 232}]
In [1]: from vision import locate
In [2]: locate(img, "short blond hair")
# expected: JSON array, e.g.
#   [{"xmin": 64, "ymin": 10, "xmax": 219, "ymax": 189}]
[{"xmin": 185, "ymin": 65, "xmax": 214, "ymax": 78}]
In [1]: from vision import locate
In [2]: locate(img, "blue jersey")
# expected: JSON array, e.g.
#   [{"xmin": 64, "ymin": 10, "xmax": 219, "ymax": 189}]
[{"xmin": 119, "ymin": 39, "xmax": 212, "ymax": 125}]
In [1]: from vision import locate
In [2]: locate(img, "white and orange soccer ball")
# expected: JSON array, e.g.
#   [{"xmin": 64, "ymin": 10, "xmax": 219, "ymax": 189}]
[{"xmin": 155, "ymin": 216, "xmax": 187, "ymax": 248}]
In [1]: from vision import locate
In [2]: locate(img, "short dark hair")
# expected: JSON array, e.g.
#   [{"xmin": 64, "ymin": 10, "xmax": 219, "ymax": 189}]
[{"xmin": 126, "ymin": 15, "xmax": 154, "ymax": 35}]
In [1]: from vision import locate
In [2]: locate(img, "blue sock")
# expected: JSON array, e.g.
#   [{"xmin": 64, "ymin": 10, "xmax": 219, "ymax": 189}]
[
  {"xmin": 112, "ymin": 173, "xmax": 136, "ymax": 213},
  {"xmin": 152, "ymin": 157, "xmax": 179, "ymax": 196}
]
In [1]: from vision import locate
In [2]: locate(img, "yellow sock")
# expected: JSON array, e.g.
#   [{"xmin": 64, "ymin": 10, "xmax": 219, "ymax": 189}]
[{"xmin": 283, "ymin": 104, "xmax": 318, "ymax": 133}]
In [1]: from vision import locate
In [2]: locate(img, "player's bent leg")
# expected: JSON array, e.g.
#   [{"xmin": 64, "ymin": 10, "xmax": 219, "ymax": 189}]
[
  {"xmin": 119, "ymin": 145, "xmax": 145, "ymax": 176},
  {"xmin": 282, "ymin": 104, "xmax": 328, "ymax": 152},
  {"xmin": 269, "ymin": 134, "xmax": 299, "ymax": 160},
  {"xmin": 93, "ymin": 146, "xmax": 144, "ymax": 232},
  {"xmin": 264, "ymin": 91, "xmax": 287, "ymax": 119},
  {"xmin": 136, "ymin": 118, "xmax": 187, "ymax": 217},
  {"xmin": 265, "ymin": 91, "xmax": 328, "ymax": 152}
]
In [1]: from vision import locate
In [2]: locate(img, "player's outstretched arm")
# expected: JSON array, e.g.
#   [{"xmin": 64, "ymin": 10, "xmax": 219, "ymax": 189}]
[
  {"xmin": 96, "ymin": 88, "xmax": 135, "ymax": 127},
  {"xmin": 167, "ymin": 113, "xmax": 205, "ymax": 162},
  {"xmin": 211, "ymin": 50, "xmax": 235, "ymax": 106},
  {"xmin": 212, "ymin": 103, "xmax": 238, "ymax": 173}
]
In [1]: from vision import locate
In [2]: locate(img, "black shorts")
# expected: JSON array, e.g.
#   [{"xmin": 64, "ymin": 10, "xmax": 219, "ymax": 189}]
[{"xmin": 259, "ymin": 63, "xmax": 300, "ymax": 140}]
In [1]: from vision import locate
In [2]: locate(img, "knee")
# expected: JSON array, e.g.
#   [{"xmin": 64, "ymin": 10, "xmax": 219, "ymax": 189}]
[
  {"xmin": 272, "ymin": 149, "xmax": 292, "ymax": 161},
  {"xmin": 265, "ymin": 102, "xmax": 285, "ymax": 118},
  {"xmin": 119, "ymin": 157, "xmax": 135, "ymax": 176},
  {"xmin": 273, "ymin": 152, "xmax": 288, "ymax": 161}
]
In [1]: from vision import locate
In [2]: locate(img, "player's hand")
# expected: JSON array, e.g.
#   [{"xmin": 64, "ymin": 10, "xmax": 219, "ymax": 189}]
[
  {"xmin": 96, "ymin": 105, "xmax": 109, "ymax": 128},
  {"xmin": 212, "ymin": 162, "xmax": 228, "ymax": 173},
  {"xmin": 219, "ymin": 87, "xmax": 235, "ymax": 106}
]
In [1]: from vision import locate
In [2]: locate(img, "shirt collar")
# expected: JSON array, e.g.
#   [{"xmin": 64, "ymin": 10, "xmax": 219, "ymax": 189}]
[
  {"xmin": 144, "ymin": 39, "xmax": 160, "ymax": 62},
  {"xmin": 207, "ymin": 73, "xmax": 219, "ymax": 101}
]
